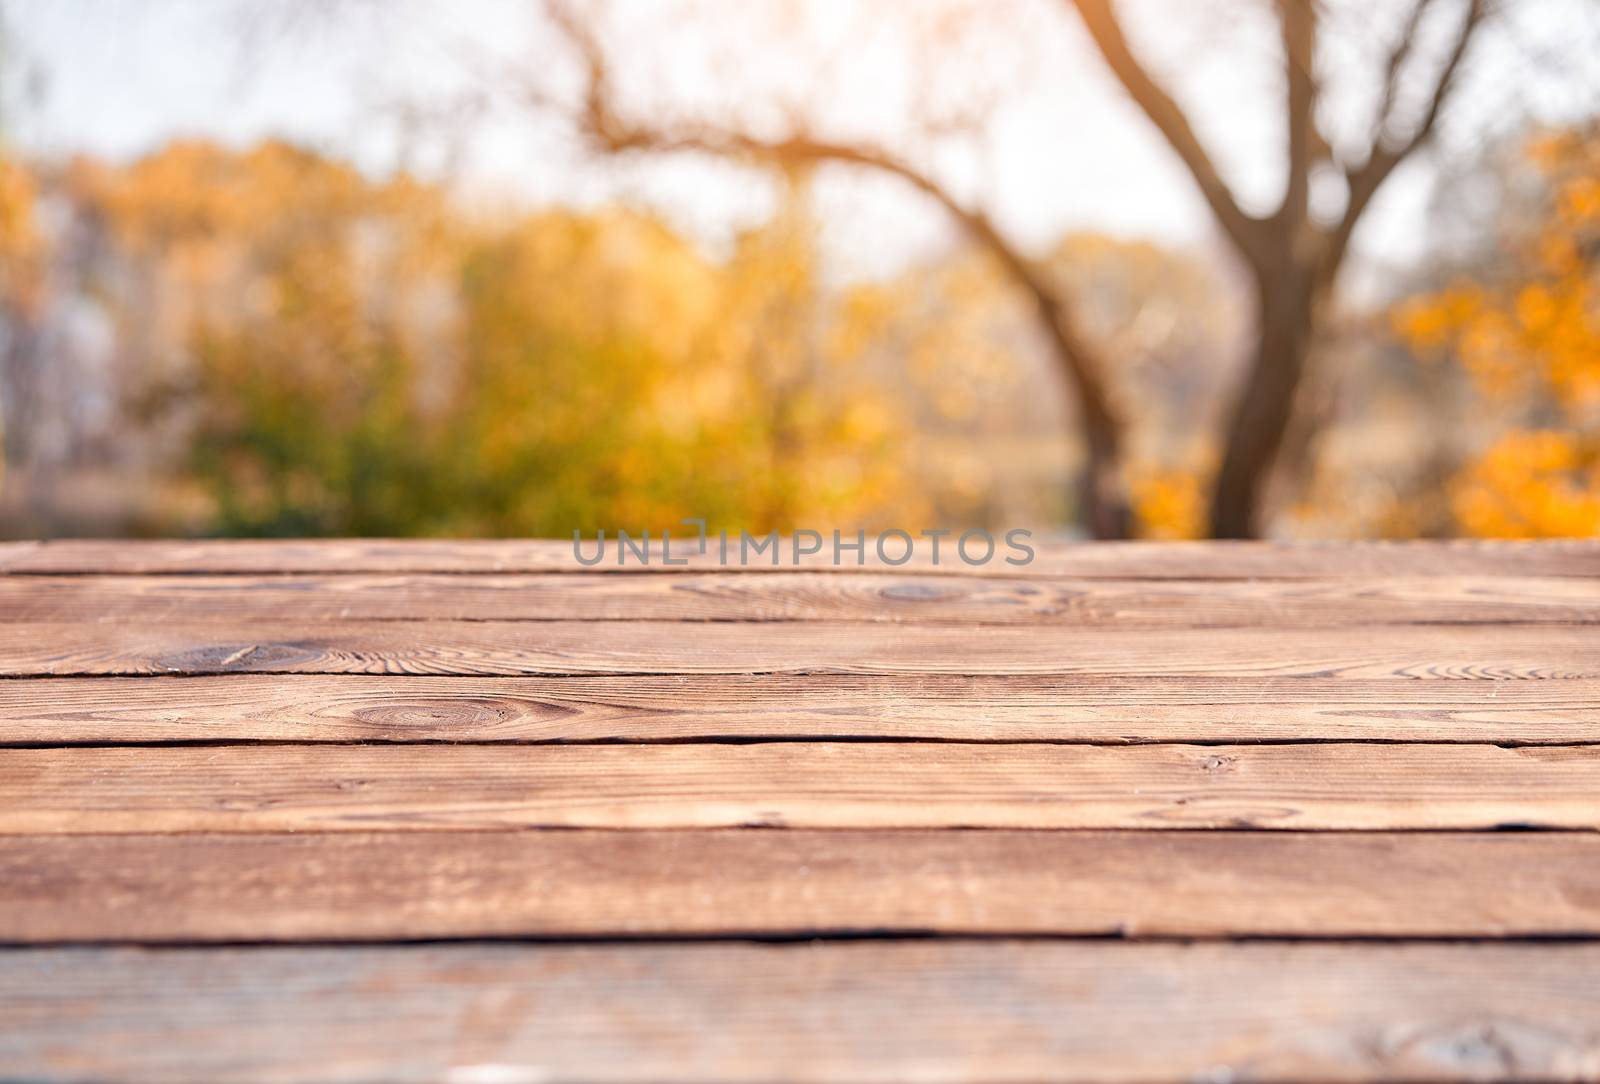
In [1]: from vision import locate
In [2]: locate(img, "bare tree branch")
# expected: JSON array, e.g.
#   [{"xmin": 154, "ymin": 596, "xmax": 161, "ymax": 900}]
[
  {"xmin": 641, "ymin": 132, "xmax": 1131, "ymax": 525},
  {"xmin": 1277, "ymin": 0, "xmax": 1319, "ymax": 230},
  {"xmin": 1372, "ymin": 0, "xmax": 1441, "ymax": 133},
  {"xmin": 545, "ymin": 0, "xmax": 1132, "ymax": 535},
  {"xmin": 1324, "ymin": 0, "xmax": 1488, "ymax": 276},
  {"xmin": 1067, "ymin": 0, "xmax": 1268, "ymax": 268}
]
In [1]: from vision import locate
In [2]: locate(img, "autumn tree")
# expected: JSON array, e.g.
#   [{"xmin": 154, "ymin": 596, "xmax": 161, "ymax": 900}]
[
  {"xmin": 66, "ymin": 140, "xmax": 922, "ymax": 536},
  {"xmin": 839, "ymin": 232, "xmax": 1241, "ymax": 535},
  {"xmin": 1394, "ymin": 123, "xmax": 1600, "ymax": 536},
  {"xmin": 536, "ymin": 0, "xmax": 1530, "ymax": 537}
]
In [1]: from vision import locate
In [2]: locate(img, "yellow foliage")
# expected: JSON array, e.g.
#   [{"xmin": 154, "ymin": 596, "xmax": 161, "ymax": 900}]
[
  {"xmin": 1392, "ymin": 124, "xmax": 1600, "ymax": 537},
  {"xmin": 1450, "ymin": 430, "xmax": 1600, "ymax": 538},
  {"xmin": 69, "ymin": 140, "xmax": 920, "ymax": 536},
  {"xmin": 1131, "ymin": 467, "xmax": 1207, "ymax": 540},
  {"xmin": 0, "ymin": 150, "xmax": 41, "ymax": 314},
  {"xmin": 1391, "ymin": 284, "xmax": 1482, "ymax": 352}
]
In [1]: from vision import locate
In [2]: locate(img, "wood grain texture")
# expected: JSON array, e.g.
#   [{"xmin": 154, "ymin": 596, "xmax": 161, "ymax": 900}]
[
  {"xmin": 0, "ymin": 541, "xmax": 36, "ymax": 571},
  {"xmin": 5, "ymin": 941, "xmax": 1600, "ymax": 1082},
  {"xmin": 5, "ymin": 830, "xmax": 1600, "ymax": 942},
  {"xmin": 8, "ymin": 536, "xmax": 1600, "ymax": 577},
  {"xmin": 1, "ymin": 620, "xmax": 1594, "ymax": 677},
  {"xmin": 5, "ymin": 572, "xmax": 1599, "ymax": 625},
  {"xmin": 9, "ymin": 673, "xmax": 1600, "ymax": 744},
  {"xmin": 6, "ymin": 743, "xmax": 1598, "ymax": 832},
  {"xmin": 7, "ymin": 539, "xmax": 1600, "ymax": 1084}
]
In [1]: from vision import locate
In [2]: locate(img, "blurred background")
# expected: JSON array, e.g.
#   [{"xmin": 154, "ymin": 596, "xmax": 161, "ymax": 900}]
[{"xmin": 0, "ymin": 0, "xmax": 1595, "ymax": 540}]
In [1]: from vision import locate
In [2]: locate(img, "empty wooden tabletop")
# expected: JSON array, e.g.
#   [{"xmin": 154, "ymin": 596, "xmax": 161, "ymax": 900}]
[{"xmin": 3, "ymin": 538, "xmax": 1599, "ymax": 1083}]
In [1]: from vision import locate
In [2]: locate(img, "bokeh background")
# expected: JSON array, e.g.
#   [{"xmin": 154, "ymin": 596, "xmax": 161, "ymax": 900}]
[{"xmin": 0, "ymin": 0, "xmax": 1596, "ymax": 540}]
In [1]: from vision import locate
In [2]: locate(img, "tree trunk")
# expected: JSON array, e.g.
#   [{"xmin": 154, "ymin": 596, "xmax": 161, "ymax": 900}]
[
  {"xmin": 1209, "ymin": 267, "xmax": 1316, "ymax": 539},
  {"xmin": 1077, "ymin": 404, "xmax": 1132, "ymax": 541},
  {"xmin": 1035, "ymin": 326, "xmax": 1131, "ymax": 540},
  {"xmin": 1026, "ymin": 292, "xmax": 1132, "ymax": 540}
]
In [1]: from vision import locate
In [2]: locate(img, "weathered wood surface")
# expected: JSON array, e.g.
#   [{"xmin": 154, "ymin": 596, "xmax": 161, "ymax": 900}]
[
  {"xmin": 3, "ymin": 620, "xmax": 1594, "ymax": 676},
  {"xmin": 6, "ymin": 942, "xmax": 1600, "ymax": 1084},
  {"xmin": 6, "ymin": 743, "xmax": 1598, "ymax": 832},
  {"xmin": 9, "ymin": 673, "xmax": 1599, "ymax": 744},
  {"xmin": 5, "ymin": 572, "xmax": 1600, "ymax": 625},
  {"xmin": 5, "ymin": 830, "xmax": 1600, "ymax": 942},
  {"xmin": 5, "ymin": 538, "xmax": 1600, "ymax": 1083},
  {"xmin": 0, "ymin": 540, "xmax": 36, "ymax": 571},
  {"xmin": 10, "ymin": 536, "xmax": 1600, "ymax": 577}
]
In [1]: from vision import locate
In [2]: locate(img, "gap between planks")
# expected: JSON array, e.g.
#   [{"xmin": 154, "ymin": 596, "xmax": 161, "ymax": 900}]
[{"xmin": 5, "ymin": 743, "xmax": 1600, "ymax": 832}]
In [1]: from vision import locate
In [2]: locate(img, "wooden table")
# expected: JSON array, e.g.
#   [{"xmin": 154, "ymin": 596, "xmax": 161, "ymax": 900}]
[{"xmin": 2, "ymin": 538, "xmax": 1598, "ymax": 1082}]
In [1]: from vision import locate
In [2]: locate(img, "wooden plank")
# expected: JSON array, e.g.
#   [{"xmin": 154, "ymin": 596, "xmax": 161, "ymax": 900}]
[
  {"xmin": 0, "ymin": 620, "xmax": 1593, "ymax": 677},
  {"xmin": 8, "ymin": 536, "xmax": 1600, "ymax": 578},
  {"xmin": 5, "ymin": 743, "xmax": 1598, "ymax": 832},
  {"xmin": 5, "ymin": 941, "xmax": 1599, "ymax": 1082},
  {"xmin": 0, "ymin": 541, "xmax": 37, "ymax": 572},
  {"xmin": 8, "ymin": 673, "xmax": 1600, "ymax": 745},
  {"xmin": 5, "ymin": 572, "xmax": 1599, "ymax": 625},
  {"xmin": 5, "ymin": 829, "xmax": 1600, "ymax": 942}
]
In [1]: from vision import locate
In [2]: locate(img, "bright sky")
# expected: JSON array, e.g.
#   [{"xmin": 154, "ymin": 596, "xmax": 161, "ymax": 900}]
[{"xmin": 6, "ymin": 0, "xmax": 1597, "ymax": 285}]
